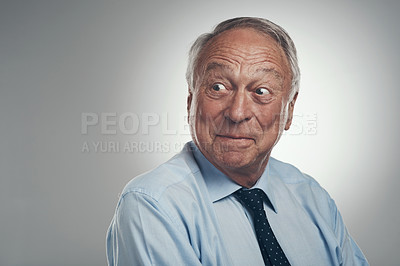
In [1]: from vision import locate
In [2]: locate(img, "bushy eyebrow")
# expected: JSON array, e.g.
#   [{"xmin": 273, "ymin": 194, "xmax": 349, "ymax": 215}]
[
  {"xmin": 205, "ymin": 62, "xmax": 233, "ymax": 73},
  {"xmin": 254, "ymin": 67, "xmax": 284, "ymax": 81}
]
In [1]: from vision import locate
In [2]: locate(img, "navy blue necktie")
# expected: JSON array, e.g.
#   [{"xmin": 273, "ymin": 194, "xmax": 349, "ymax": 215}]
[{"xmin": 235, "ymin": 188, "xmax": 291, "ymax": 266}]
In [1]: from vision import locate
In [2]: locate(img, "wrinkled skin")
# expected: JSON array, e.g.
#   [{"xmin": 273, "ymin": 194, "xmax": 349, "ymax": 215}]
[{"xmin": 188, "ymin": 28, "xmax": 297, "ymax": 187}]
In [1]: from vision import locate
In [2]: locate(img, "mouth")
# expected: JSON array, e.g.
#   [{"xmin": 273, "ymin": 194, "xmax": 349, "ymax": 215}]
[
  {"xmin": 215, "ymin": 134, "xmax": 255, "ymax": 147},
  {"xmin": 216, "ymin": 134, "xmax": 253, "ymax": 140}
]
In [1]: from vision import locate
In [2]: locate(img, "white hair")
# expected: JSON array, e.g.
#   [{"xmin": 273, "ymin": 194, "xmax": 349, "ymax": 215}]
[{"xmin": 186, "ymin": 17, "xmax": 300, "ymax": 101}]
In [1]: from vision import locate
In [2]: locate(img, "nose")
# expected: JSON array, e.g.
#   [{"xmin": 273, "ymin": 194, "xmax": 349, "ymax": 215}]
[{"xmin": 225, "ymin": 89, "xmax": 252, "ymax": 123}]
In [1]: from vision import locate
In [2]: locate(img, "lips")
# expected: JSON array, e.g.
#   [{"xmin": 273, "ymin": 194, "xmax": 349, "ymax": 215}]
[
  {"xmin": 216, "ymin": 134, "xmax": 253, "ymax": 140},
  {"xmin": 215, "ymin": 134, "xmax": 256, "ymax": 148}
]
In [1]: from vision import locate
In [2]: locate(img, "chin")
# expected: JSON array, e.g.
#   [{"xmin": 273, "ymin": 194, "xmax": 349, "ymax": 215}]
[{"xmin": 218, "ymin": 151, "xmax": 254, "ymax": 169}]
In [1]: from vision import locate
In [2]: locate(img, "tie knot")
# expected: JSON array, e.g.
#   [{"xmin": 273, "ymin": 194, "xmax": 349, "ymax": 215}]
[{"xmin": 234, "ymin": 188, "xmax": 265, "ymax": 212}]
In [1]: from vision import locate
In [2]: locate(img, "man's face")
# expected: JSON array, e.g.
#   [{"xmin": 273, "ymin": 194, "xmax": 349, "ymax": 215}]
[{"xmin": 188, "ymin": 28, "xmax": 296, "ymax": 180}]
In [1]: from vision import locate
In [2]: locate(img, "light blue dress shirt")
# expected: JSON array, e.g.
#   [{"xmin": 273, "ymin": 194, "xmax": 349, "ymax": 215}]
[{"xmin": 106, "ymin": 142, "xmax": 369, "ymax": 265}]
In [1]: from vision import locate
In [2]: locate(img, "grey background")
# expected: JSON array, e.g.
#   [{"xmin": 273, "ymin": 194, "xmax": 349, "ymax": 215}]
[{"xmin": 1, "ymin": 0, "xmax": 399, "ymax": 265}]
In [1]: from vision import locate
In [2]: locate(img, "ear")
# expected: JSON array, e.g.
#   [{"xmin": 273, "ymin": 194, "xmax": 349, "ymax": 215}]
[
  {"xmin": 187, "ymin": 89, "xmax": 193, "ymax": 124},
  {"xmin": 284, "ymin": 92, "xmax": 298, "ymax": 130}
]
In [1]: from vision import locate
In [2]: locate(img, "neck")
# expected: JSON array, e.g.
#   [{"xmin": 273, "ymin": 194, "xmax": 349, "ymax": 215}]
[{"xmin": 215, "ymin": 156, "xmax": 270, "ymax": 188}]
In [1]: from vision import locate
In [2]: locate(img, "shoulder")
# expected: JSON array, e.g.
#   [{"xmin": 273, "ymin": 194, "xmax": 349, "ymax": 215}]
[
  {"xmin": 119, "ymin": 148, "xmax": 201, "ymax": 204},
  {"xmin": 115, "ymin": 143, "xmax": 208, "ymax": 217},
  {"xmin": 269, "ymin": 157, "xmax": 325, "ymax": 191},
  {"xmin": 113, "ymin": 144, "xmax": 214, "ymax": 236},
  {"xmin": 269, "ymin": 157, "xmax": 336, "ymax": 221}
]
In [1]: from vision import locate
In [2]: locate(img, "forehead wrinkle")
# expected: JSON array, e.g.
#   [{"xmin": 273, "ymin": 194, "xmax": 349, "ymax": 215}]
[
  {"xmin": 204, "ymin": 42, "xmax": 254, "ymax": 64},
  {"xmin": 199, "ymin": 36, "xmax": 290, "ymax": 87},
  {"xmin": 206, "ymin": 57, "xmax": 285, "ymax": 82},
  {"xmin": 207, "ymin": 44, "xmax": 285, "ymax": 70},
  {"xmin": 253, "ymin": 67, "xmax": 284, "ymax": 81}
]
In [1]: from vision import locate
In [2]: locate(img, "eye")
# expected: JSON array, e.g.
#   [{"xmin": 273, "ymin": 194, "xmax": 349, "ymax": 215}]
[
  {"xmin": 212, "ymin": 83, "xmax": 227, "ymax": 92},
  {"xmin": 255, "ymin": 88, "xmax": 270, "ymax": 95}
]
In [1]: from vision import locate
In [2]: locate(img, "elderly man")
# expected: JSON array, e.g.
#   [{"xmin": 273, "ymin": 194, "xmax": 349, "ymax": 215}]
[{"xmin": 106, "ymin": 17, "xmax": 368, "ymax": 265}]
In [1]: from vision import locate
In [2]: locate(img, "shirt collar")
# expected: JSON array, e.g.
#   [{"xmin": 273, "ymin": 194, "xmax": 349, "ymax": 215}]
[{"xmin": 190, "ymin": 142, "xmax": 278, "ymax": 213}]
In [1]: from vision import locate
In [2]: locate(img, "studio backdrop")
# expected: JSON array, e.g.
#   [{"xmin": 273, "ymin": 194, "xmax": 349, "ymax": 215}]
[{"xmin": 1, "ymin": 1, "xmax": 399, "ymax": 265}]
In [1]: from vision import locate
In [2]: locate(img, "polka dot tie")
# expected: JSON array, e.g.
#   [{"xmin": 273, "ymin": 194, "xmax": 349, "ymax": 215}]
[{"xmin": 235, "ymin": 188, "xmax": 290, "ymax": 266}]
